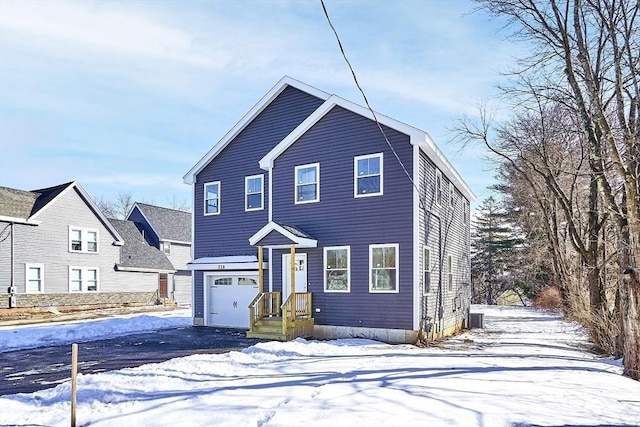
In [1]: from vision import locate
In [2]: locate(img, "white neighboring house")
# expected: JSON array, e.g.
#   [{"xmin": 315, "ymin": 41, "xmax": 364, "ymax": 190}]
[
  {"xmin": 0, "ymin": 181, "xmax": 174, "ymax": 310},
  {"xmin": 126, "ymin": 203, "xmax": 192, "ymax": 306}
]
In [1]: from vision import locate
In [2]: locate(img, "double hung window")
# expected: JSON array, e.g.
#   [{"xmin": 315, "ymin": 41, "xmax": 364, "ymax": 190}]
[
  {"xmin": 369, "ymin": 244, "xmax": 399, "ymax": 293},
  {"xmin": 26, "ymin": 264, "xmax": 44, "ymax": 293},
  {"xmin": 245, "ymin": 175, "xmax": 264, "ymax": 211},
  {"xmin": 447, "ymin": 254, "xmax": 453, "ymax": 291},
  {"xmin": 69, "ymin": 267, "xmax": 99, "ymax": 292},
  {"xmin": 69, "ymin": 227, "xmax": 99, "ymax": 253},
  {"xmin": 324, "ymin": 246, "xmax": 350, "ymax": 292},
  {"xmin": 435, "ymin": 170, "xmax": 443, "ymax": 206},
  {"xmin": 204, "ymin": 181, "xmax": 221, "ymax": 215},
  {"xmin": 295, "ymin": 163, "xmax": 319, "ymax": 203},
  {"xmin": 354, "ymin": 153, "xmax": 383, "ymax": 197},
  {"xmin": 423, "ymin": 247, "xmax": 431, "ymax": 293}
]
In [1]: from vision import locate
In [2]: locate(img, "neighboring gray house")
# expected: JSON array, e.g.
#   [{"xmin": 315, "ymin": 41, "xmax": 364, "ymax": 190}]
[
  {"xmin": 183, "ymin": 77, "xmax": 475, "ymax": 343},
  {"xmin": 126, "ymin": 203, "xmax": 192, "ymax": 306},
  {"xmin": 0, "ymin": 181, "xmax": 174, "ymax": 310}
]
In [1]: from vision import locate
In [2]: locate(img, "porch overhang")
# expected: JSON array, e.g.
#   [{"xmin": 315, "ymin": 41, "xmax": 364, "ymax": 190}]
[
  {"xmin": 187, "ymin": 255, "xmax": 269, "ymax": 271},
  {"xmin": 249, "ymin": 221, "xmax": 317, "ymax": 249}
]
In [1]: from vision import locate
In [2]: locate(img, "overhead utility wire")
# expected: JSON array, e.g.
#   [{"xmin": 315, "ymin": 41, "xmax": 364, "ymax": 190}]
[{"xmin": 319, "ymin": 0, "xmax": 427, "ymax": 209}]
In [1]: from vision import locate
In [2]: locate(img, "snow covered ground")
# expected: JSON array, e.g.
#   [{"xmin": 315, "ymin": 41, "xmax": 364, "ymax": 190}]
[{"xmin": 1, "ymin": 305, "xmax": 639, "ymax": 427}]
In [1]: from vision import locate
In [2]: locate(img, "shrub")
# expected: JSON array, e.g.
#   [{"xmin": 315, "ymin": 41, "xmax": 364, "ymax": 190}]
[{"xmin": 533, "ymin": 286, "xmax": 563, "ymax": 311}]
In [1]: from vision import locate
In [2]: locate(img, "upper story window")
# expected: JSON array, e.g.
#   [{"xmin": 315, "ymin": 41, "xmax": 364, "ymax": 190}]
[
  {"xmin": 162, "ymin": 242, "xmax": 171, "ymax": 255},
  {"xmin": 423, "ymin": 247, "xmax": 431, "ymax": 293},
  {"xmin": 435, "ymin": 169, "xmax": 443, "ymax": 206},
  {"xmin": 295, "ymin": 163, "xmax": 319, "ymax": 204},
  {"xmin": 245, "ymin": 174, "xmax": 264, "ymax": 211},
  {"xmin": 324, "ymin": 246, "xmax": 350, "ymax": 292},
  {"xmin": 69, "ymin": 227, "xmax": 99, "ymax": 253},
  {"xmin": 449, "ymin": 183, "xmax": 455, "ymax": 208},
  {"xmin": 204, "ymin": 181, "xmax": 221, "ymax": 215},
  {"xmin": 69, "ymin": 267, "xmax": 99, "ymax": 292},
  {"xmin": 26, "ymin": 264, "xmax": 44, "ymax": 293},
  {"xmin": 354, "ymin": 153, "xmax": 383, "ymax": 197},
  {"xmin": 369, "ymin": 243, "xmax": 399, "ymax": 293},
  {"xmin": 463, "ymin": 200, "xmax": 469, "ymax": 224}
]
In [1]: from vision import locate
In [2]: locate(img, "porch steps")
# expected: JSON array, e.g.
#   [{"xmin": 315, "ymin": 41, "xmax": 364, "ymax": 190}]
[{"xmin": 246, "ymin": 317, "xmax": 314, "ymax": 341}]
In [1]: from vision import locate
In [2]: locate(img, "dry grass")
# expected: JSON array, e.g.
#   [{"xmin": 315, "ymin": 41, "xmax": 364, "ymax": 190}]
[{"xmin": 533, "ymin": 286, "xmax": 564, "ymax": 311}]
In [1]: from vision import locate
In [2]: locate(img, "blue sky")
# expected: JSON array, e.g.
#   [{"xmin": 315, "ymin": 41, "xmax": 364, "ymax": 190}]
[{"xmin": 0, "ymin": 0, "xmax": 518, "ymax": 210}]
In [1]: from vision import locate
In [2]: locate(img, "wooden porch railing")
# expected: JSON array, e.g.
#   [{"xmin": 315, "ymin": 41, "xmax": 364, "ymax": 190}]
[
  {"xmin": 248, "ymin": 291, "xmax": 281, "ymax": 329},
  {"xmin": 281, "ymin": 292, "xmax": 312, "ymax": 336}
]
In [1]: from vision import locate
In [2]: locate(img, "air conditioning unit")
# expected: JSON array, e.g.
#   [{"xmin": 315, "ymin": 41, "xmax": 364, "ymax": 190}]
[{"xmin": 468, "ymin": 312, "xmax": 484, "ymax": 329}]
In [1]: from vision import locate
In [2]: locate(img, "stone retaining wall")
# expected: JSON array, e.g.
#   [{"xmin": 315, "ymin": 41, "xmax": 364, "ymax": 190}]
[{"xmin": 1, "ymin": 292, "xmax": 157, "ymax": 309}]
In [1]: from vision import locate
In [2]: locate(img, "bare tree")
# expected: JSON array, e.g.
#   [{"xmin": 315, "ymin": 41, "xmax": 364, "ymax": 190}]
[{"xmin": 473, "ymin": 0, "xmax": 640, "ymax": 379}]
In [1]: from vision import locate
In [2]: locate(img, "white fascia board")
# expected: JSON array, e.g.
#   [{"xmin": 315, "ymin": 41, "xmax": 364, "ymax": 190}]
[
  {"xmin": 183, "ymin": 76, "xmax": 330, "ymax": 184},
  {"xmin": 248, "ymin": 221, "xmax": 317, "ymax": 248},
  {"xmin": 0, "ymin": 216, "xmax": 40, "ymax": 225},
  {"xmin": 412, "ymin": 135, "xmax": 476, "ymax": 203},
  {"xmin": 260, "ymin": 94, "xmax": 428, "ymax": 171},
  {"xmin": 115, "ymin": 265, "xmax": 176, "ymax": 273},
  {"xmin": 161, "ymin": 239, "xmax": 191, "ymax": 245},
  {"xmin": 188, "ymin": 262, "xmax": 269, "ymax": 271}
]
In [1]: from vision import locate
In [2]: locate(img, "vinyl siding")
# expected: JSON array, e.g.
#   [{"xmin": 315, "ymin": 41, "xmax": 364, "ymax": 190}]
[
  {"xmin": 418, "ymin": 150, "xmax": 471, "ymax": 334},
  {"xmin": 191, "ymin": 86, "xmax": 324, "ymax": 318},
  {"xmin": 1, "ymin": 187, "xmax": 124, "ymax": 294},
  {"xmin": 271, "ymin": 106, "xmax": 414, "ymax": 330}
]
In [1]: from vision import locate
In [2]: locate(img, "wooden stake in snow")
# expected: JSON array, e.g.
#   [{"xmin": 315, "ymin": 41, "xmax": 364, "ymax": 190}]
[{"xmin": 71, "ymin": 343, "xmax": 78, "ymax": 427}]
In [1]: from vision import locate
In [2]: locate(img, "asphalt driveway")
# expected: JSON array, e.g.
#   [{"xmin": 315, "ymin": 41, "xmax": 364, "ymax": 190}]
[{"xmin": 0, "ymin": 326, "xmax": 264, "ymax": 395}]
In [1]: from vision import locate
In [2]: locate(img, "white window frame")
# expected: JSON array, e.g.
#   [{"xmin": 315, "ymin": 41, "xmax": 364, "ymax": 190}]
[
  {"xmin": 354, "ymin": 153, "xmax": 383, "ymax": 198},
  {"xmin": 447, "ymin": 254, "xmax": 453, "ymax": 291},
  {"xmin": 25, "ymin": 263, "xmax": 44, "ymax": 293},
  {"xmin": 369, "ymin": 243, "xmax": 399, "ymax": 293},
  {"xmin": 324, "ymin": 246, "xmax": 351, "ymax": 293},
  {"xmin": 69, "ymin": 226, "xmax": 99, "ymax": 253},
  {"xmin": 245, "ymin": 174, "xmax": 264, "ymax": 211},
  {"xmin": 449, "ymin": 182, "xmax": 455, "ymax": 208},
  {"xmin": 463, "ymin": 200, "xmax": 469, "ymax": 224},
  {"xmin": 204, "ymin": 181, "xmax": 221, "ymax": 216},
  {"xmin": 435, "ymin": 169, "xmax": 443, "ymax": 206},
  {"xmin": 294, "ymin": 163, "xmax": 320, "ymax": 204},
  {"xmin": 423, "ymin": 246, "xmax": 431, "ymax": 293},
  {"xmin": 69, "ymin": 266, "xmax": 100, "ymax": 292},
  {"xmin": 162, "ymin": 241, "xmax": 171, "ymax": 255}
]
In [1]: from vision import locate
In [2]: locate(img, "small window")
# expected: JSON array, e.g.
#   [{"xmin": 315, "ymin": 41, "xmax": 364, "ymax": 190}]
[
  {"xmin": 69, "ymin": 267, "xmax": 99, "ymax": 292},
  {"xmin": 245, "ymin": 175, "xmax": 264, "ymax": 211},
  {"xmin": 69, "ymin": 227, "xmax": 99, "ymax": 253},
  {"xmin": 162, "ymin": 242, "xmax": 171, "ymax": 255},
  {"xmin": 354, "ymin": 153, "xmax": 383, "ymax": 197},
  {"xmin": 369, "ymin": 244, "xmax": 399, "ymax": 293},
  {"xmin": 214, "ymin": 278, "xmax": 232, "ymax": 286},
  {"xmin": 324, "ymin": 246, "xmax": 350, "ymax": 292},
  {"xmin": 295, "ymin": 163, "xmax": 319, "ymax": 204},
  {"xmin": 435, "ymin": 169, "xmax": 443, "ymax": 206},
  {"xmin": 26, "ymin": 264, "xmax": 44, "ymax": 293},
  {"xmin": 447, "ymin": 254, "xmax": 453, "ymax": 291},
  {"xmin": 423, "ymin": 247, "xmax": 431, "ymax": 293},
  {"xmin": 449, "ymin": 183, "xmax": 455, "ymax": 208},
  {"xmin": 463, "ymin": 200, "xmax": 469, "ymax": 224},
  {"xmin": 238, "ymin": 277, "xmax": 258, "ymax": 286},
  {"xmin": 204, "ymin": 181, "xmax": 221, "ymax": 215}
]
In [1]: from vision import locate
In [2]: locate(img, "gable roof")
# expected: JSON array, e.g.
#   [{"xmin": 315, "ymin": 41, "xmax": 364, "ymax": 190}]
[
  {"xmin": 183, "ymin": 76, "xmax": 330, "ymax": 185},
  {"xmin": 249, "ymin": 221, "xmax": 317, "ymax": 248},
  {"xmin": 0, "ymin": 181, "xmax": 125, "ymax": 243},
  {"xmin": 109, "ymin": 219, "xmax": 176, "ymax": 273},
  {"xmin": 128, "ymin": 203, "xmax": 191, "ymax": 243},
  {"xmin": 183, "ymin": 76, "xmax": 475, "ymax": 202}
]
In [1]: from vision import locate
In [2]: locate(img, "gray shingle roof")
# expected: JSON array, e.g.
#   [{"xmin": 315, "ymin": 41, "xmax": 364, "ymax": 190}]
[
  {"xmin": 133, "ymin": 203, "xmax": 191, "ymax": 242},
  {"xmin": 109, "ymin": 218, "xmax": 175, "ymax": 272},
  {"xmin": 0, "ymin": 186, "xmax": 39, "ymax": 219}
]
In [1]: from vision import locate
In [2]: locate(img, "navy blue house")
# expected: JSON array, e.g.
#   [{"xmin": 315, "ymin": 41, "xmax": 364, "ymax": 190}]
[{"xmin": 184, "ymin": 77, "xmax": 475, "ymax": 343}]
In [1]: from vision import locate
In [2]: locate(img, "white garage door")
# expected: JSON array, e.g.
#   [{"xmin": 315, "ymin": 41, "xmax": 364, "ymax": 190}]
[{"xmin": 205, "ymin": 273, "xmax": 259, "ymax": 328}]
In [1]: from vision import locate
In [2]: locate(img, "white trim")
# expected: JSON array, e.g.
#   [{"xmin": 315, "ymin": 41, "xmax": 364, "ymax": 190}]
[
  {"xmin": 354, "ymin": 153, "xmax": 383, "ymax": 198},
  {"xmin": 68, "ymin": 266, "xmax": 100, "ymax": 292},
  {"xmin": 323, "ymin": 246, "xmax": 351, "ymax": 293},
  {"xmin": 25, "ymin": 263, "xmax": 44, "ymax": 293},
  {"xmin": 160, "ymin": 239, "xmax": 191, "ymax": 245},
  {"xmin": 369, "ymin": 243, "xmax": 399, "ymax": 294},
  {"xmin": 244, "ymin": 174, "xmax": 264, "ymax": 211},
  {"xmin": 412, "ymin": 144, "xmax": 420, "ymax": 330},
  {"xmin": 248, "ymin": 221, "xmax": 317, "ymax": 248},
  {"xmin": 68, "ymin": 226, "xmax": 100, "ymax": 254},
  {"xmin": 268, "ymin": 169, "xmax": 273, "ymax": 222},
  {"xmin": 294, "ymin": 162, "xmax": 320, "ymax": 204},
  {"xmin": 203, "ymin": 181, "xmax": 221, "ymax": 216},
  {"xmin": 115, "ymin": 265, "xmax": 175, "ymax": 273},
  {"xmin": 183, "ymin": 76, "xmax": 330, "ymax": 184},
  {"xmin": 0, "ymin": 216, "xmax": 40, "ymax": 225}
]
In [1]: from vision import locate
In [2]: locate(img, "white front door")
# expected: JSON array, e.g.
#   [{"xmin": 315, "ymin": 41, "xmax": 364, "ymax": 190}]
[{"xmin": 282, "ymin": 253, "xmax": 307, "ymax": 300}]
